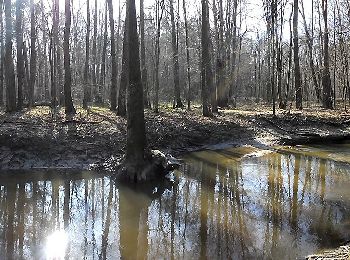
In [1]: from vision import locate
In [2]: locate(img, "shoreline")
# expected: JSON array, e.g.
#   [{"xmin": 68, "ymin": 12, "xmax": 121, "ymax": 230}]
[{"xmin": 0, "ymin": 105, "xmax": 349, "ymax": 170}]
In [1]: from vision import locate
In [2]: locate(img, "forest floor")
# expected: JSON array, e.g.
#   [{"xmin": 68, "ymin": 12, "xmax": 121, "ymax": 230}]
[{"xmin": 0, "ymin": 103, "xmax": 350, "ymax": 170}]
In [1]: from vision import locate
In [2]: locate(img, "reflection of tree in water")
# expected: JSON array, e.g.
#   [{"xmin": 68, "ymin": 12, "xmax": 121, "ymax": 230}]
[
  {"xmin": 0, "ymin": 172, "xmax": 115, "ymax": 259},
  {"xmin": 181, "ymin": 153, "xmax": 254, "ymax": 259},
  {"xmin": 117, "ymin": 180, "xmax": 173, "ymax": 260},
  {"xmin": 6, "ymin": 183, "xmax": 15, "ymax": 260},
  {"xmin": 0, "ymin": 148, "xmax": 350, "ymax": 259}
]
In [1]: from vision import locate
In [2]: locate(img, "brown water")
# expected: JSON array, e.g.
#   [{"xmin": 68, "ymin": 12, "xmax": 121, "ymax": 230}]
[{"xmin": 1, "ymin": 143, "xmax": 350, "ymax": 259}]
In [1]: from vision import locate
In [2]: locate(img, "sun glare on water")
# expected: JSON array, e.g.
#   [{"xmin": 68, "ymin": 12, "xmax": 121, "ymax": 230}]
[{"xmin": 45, "ymin": 230, "xmax": 69, "ymax": 260}]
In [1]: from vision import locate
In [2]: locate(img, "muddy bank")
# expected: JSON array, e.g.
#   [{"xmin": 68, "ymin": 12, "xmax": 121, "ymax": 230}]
[
  {"xmin": 306, "ymin": 243, "xmax": 350, "ymax": 259},
  {"xmin": 0, "ymin": 105, "xmax": 349, "ymax": 170}
]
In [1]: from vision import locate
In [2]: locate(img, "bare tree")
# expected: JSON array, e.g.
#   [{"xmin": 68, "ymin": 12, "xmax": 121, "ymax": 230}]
[
  {"xmin": 0, "ymin": 0, "xmax": 3, "ymax": 107},
  {"xmin": 140, "ymin": 0, "xmax": 150, "ymax": 108},
  {"xmin": 97, "ymin": 1, "xmax": 108, "ymax": 105},
  {"xmin": 170, "ymin": 0, "xmax": 183, "ymax": 108},
  {"xmin": 107, "ymin": 0, "xmax": 118, "ymax": 111},
  {"xmin": 201, "ymin": 0, "xmax": 212, "ymax": 116},
  {"xmin": 63, "ymin": 0, "xmax": 76, "ymax": 114},
  {"xmin": 300, "ymin": 0, "xmax": 321, "ymax": 101},
  {"xmin": 16, "ymin": 0, "xmax": 24, "ymax": 109},
  {"xmin": 154, "ymin": 0, "xmax": 165, "ymax": 113},
  {"xmin": 51, "ymin": 0, "xmax": 59, "ymax": 108},
  {"xmin": 29, "ymin": 0, "xmax": 37, "ymax": 107},
  {"xmin": 4, "ymin": 0, "xmax": 16, "ymax": 112},
  {"xmin": 83, "ymin": 0, "xmax": 90, "ymax": 109},
  {"xmin": 294, "ymin": 0, "xmax": 303, "ymax": 109},
  {"xmin": 182, "ymin": 0, "xmax": 191, "ymax": 109},
  {"xmin": 92, "ymin": 0, "xmax": 98, "ymax": 98},
  {"xmin": 125, "ymin": 0, "xmax": 147, "ymax": 181},
  {"xmin": 321, "ymin": 0, "xmax": 333, "ymax": 109},
  {"xmin": 117, "ymin": 4, "xmax": 128, "ymax": 117}
]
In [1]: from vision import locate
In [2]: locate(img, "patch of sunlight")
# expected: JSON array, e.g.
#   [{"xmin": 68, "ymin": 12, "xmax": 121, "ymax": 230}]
[
  {"xmin": 277, "ymin": 144, "xmax": 350, "ymax": 164},
  {"xmin": 185, "ymin": 146, "xmax": 258, "ymax": 167},
  {"xmin": 25, "ymin": 106, "xmax": 50, "ymax": 116},
  {"xmin": 90, "ymin": 106, "xmax": 109, "ymax": 113},
  {"xmin": 45, "ymin": 230, "xmax": 68, "ymax": 260},
  {"xmin": 243, "ymin": 148, "xmax": 273, "ymax": 158}
]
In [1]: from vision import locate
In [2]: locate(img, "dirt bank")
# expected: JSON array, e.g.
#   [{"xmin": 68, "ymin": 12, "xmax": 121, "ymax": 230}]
[
  {"xmin": 307, "ymin": 243, "xmax": 350, "ymax": 259},
  {"xmin": 0, "ymin": 104, "xmax": 349, "ymax": 170}
]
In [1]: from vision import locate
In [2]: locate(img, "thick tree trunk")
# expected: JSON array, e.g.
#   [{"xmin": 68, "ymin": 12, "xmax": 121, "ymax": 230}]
[
  {"xmin": 126, "ymin": 0, "xmax": 147, "ymax": 181},
  {"xmin": 16, "ymin": 0, "xmax": 24, "ymax": 110},
  {"xmin": 4, "ymin": 0, "xmax": 16, "ymax": 112},
  {"xmin": 63, "ymin": 0, "xmax": 76, "ymax": 115},
  {"xmin": 83, "ymin": 0, "xmax": 90, "ymax": 109},
  {"xmin": 29, "ymin": 0, "xmax": 37, "ymax": 107},
  {"xmin": 293, "ymin": 0, "xmax": 303, "ymax": 109},
  {"xmin": 170, "ymin": 0, "xmax": 183, "ymax": 108},
  {"xmin": 321, "ymin": 0, "xmax": 333, "ymax": 109},
  {"xmin": 107, "ymin": 0, "xmax": 117, "ymax": 111}
]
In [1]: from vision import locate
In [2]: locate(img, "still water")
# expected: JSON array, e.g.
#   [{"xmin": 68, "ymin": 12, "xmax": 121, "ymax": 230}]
[{"xmin": 0, "ymin": 143, "xmax": 350, "ymax": 259}]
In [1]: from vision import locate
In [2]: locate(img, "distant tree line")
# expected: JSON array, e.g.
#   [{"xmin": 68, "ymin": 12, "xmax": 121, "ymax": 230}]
[{"xmin": 0, "ymin": 0, "xmax": 348, "ymax": 115}]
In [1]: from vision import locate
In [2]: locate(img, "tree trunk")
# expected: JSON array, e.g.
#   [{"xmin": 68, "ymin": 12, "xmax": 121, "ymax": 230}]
[
  {"xmin": 228, "ymin": 0, "xmax": 238, "ymax": 106},
  {"xmin": 29, "ymin": 0, "xmax": 37, "ymax": 107},
  {"xmin": 16, "ymin": 0, "xmax": 24, "ymax": 110},
  {"xmin": 83, "ymin": 0, "xmax": 90, "ymax": 109},
  {"xmin": 126, "ymin": 0, "xmax": 147, "ymax": 181},
  {"xmin": 216, "ymin": 0, "xmax": 226, "ymax": 108},
  {"xmin": 333, "ymin": 3, "xmax": 336, "ymax": 109},
  {"xmin": 277, "ymin": 4, "xmax": 284, "ymax": 109},
  {"xmin": 107, "ymin": 0, "xmax": 117, "ymax": 111},
  {"xmin": 170, "ymin": 0, "xmax": 183, "ymax": 108},
  {"xmin": 117, "ymin": 6, "xmax": 128, "ymax": 117},
  {"xmin": 293, "ymin": 0, "xmax": 303, "ymax": 109},
  {"xmin": 321, "ymin": 0, "xmax": 333, "ymax": 109},
  {"xmin": 271, "ymin": 0, "xmax": 277, "ymax": 115},
  {"xmin": 285, "ymin": 13, "xmax": 293, "ymax": 108},
  {"xmin": 41, "ymin": 0, "xmax": 49, "ymax": 101},
  {"xmin": 4, "ymin": 0, "xmax": 16, "ymax": 112},
  {"xmin": 140, "ymin": 0, "xmax": 150, "ymax": 108},
  {"xmin": 97, "ymin": 1, "xmax": 108, "ymax": 105},
  {"xmin": 92, "ymin": 0, "xmax": 98, "ymax": 101},
  {"xmin": 300, "ymin": 0, "xmax": 321, "ymax": 102},
  {"xmin": 183, "ymin": 0, "xmax": 192, "ymax": 110},
  {"xmin": 154, "ymin": 0, "xmax": 165, "ymax": 113},
  {"xmin": 51, "ymin": 0, "xmax": 59, "ymax": 108},
  {"xmin": 55, "ymin": 0, "xmax": 64, "ymax": 106},
  {"xmin": 23, "ymin": 42, "xmax": 30, "ymax": 102},
  {"xmin": 63, "ymin": 0, "xmax": 76, "ymax": 115},
  {"xmin": 0, "ymin": 0, "xmax": 3, "ymax": 107},
  {"xmin": 201, "ymin": 0, "xmax": 212, "ymax": 117}
]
